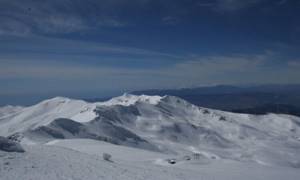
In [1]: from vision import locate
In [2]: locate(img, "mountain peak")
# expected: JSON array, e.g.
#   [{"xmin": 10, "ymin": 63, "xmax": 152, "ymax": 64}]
[
  {"xmin": 98, "ymin": 93, "xmax": 164, "ymax": 106},
  {"xmin": 44, "ymin": 96, "xmax": 71, "ymax": 103}
]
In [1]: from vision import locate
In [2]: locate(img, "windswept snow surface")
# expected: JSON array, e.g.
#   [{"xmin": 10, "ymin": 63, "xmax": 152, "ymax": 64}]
[
  {"xmin": 1, "ymin": 139, "xmax": 300, "ymax": 180},
  {"xmin": 1, "ymin": 94, "xmax": 300, "ymax": 179},
  {"xmin": 0, "ymin": 105, "xmax": 23, "ymax": 118}
]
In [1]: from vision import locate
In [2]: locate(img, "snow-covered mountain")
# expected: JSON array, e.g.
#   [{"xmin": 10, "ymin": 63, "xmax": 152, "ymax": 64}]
[
  {"xmin": 1, "ymin": 94, "xmax": 300, "ymax": 168},
  {"xmin": 1, "ymin": 93, "xmax": 300, "ymax": 180}
]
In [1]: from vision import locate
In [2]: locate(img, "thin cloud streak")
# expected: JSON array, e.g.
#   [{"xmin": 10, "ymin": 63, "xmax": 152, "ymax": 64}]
[
  {"xmin": 0, "ymin": 35, "xmax": 183, "ymax": 60},
  {"xmin": 0, "ymin": 52, "xmax": 298, "ymax": 83},
  {"xmin": 0, "ymin": 0, "xmax": 130, "ymax": 36}
]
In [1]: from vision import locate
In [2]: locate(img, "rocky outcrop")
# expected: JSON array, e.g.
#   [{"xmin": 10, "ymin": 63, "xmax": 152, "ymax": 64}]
[{"xmin": 0, "ymin": 136, "xmax": 25, "ymax": 153}]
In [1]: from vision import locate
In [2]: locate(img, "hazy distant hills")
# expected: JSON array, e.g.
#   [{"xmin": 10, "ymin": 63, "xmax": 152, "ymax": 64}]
[{"xmin": 131, "ymin": 84, "xmax": 300, "ymax": 116}]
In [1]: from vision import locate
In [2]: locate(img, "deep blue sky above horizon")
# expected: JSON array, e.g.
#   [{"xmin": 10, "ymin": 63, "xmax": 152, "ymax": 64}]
[{"xmin": 0, "ymin": 0, "xmax": 300, "ymax": 105}]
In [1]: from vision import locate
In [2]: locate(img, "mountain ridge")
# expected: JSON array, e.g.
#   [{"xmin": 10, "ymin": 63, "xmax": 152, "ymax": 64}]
[{"xmin": 1, "ymin": 94, "xmax": 300, "ymax": 168}]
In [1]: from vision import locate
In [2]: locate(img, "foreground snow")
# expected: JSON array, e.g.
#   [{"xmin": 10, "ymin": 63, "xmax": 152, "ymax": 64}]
[{"xmin": 1, "ymin": 139, "xmax": 300, "ymax": 180}]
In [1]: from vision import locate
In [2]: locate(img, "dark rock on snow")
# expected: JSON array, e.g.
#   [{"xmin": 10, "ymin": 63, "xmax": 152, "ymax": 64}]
[{"xmin": 0, "ymin": 136, "xmax": 25, "ymax": 153}]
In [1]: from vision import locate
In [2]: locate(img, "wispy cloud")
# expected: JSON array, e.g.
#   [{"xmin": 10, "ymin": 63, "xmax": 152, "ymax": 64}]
[
  {"xmin": 214, "ymin": 0, "xmax": 263, "ymax": 12},
  {"xmin": 196, "ymin": 0, "xmax": 286, "ymax": 12},
  {"xmin": 0, "ymin": 0, "xmax": 292, "ymax": 36},
  {"xmin": 1, "ymin": 51, "xmax": 298, "ymax": 92},
  {"xmin": 0, "ymin": 0, "xmax": 128, "ymax": 36},
  {"xmin": 0, "ymin": 35, "xmax": 182, "ymax": 60},
  {"xmin": 287, "ymin": 61, "xmax": 300, "ymax": 67},
  {"xmin": 196, "ymin": 2, "xmax": 216, "ymax": 7},
  {"xmin": 161, "ymin": 16, "xmax": 180, "ymax": 25}
]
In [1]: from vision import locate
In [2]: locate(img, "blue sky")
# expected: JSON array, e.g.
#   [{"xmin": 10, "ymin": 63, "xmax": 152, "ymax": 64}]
[{"xmin": 0, "ymin": 0, "xmax": 300, "ymax": 105}]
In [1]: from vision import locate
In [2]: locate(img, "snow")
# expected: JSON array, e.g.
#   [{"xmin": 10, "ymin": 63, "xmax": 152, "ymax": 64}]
[
  {"xmin": 1, "ymin": 94, "xmax": 300, "ymax": 179},
  {"xmin": 0, "ymin": 105, "xmax": 23, "ymax": 118},
  {"xmin": 46, "ymin": 139, "xmax": 169, "ymax": 162},
  {"xmin": 0, "ymin": 94, "xmax": 163, "ymax": 136},
  {"xmin": 97, "ymin": 93, "xmax": 163, "ymax": 106},
  {"xmin": 0, "ymin": 97, "xmax": 97, "ymax": 136},
  {"xmin": 1, "ymin": 139, "xmax": 300, "ymax": 180}
]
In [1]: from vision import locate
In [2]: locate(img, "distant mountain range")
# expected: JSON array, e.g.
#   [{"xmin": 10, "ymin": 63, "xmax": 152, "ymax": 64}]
[{"xmin": 130, "ymin": 84, "xmax": 300, "ymax": 116}]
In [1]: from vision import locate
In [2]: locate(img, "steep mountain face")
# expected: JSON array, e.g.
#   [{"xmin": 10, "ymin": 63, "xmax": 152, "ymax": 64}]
[{"xmin": 1, "ymin": 94, "xmax": 300, "ymax": 167}]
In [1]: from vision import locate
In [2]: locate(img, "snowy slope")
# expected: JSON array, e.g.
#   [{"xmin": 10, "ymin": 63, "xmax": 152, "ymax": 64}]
[
  {"xmin": 0, "ymin": 97, "xmax": 97, "ymax": 136},
  {"xmin": 0, "ymin": 105, "xmax": 23, "ymax": 118},
  {"xmin": 1, "ymin": 94, "xmax": 300, "ymax": 172}
]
